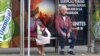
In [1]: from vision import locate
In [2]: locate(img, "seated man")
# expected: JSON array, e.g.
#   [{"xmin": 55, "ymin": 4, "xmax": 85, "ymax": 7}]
[{"xmin": 55, "ymin": 5, "xmax": 76, "ymax": 55}]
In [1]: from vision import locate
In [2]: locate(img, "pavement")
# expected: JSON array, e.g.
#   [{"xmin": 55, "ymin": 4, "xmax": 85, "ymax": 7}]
[{"xmin": 0, "ymin": 46, "xmax": 100, "ymax": 56}]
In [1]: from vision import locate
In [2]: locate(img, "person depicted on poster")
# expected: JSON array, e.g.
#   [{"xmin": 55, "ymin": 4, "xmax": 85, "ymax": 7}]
[{"xmin": 55, "ymin": 5, "xmax": 76, "ymax": 55}]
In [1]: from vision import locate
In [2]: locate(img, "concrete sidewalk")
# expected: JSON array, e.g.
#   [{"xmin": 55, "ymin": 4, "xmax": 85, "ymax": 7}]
[
  {"xmin": 0, "ymin": 46, "xmax": 100, "ymax": 56},
  {"xmin": 32, "ymin": 46, "xmax": 100, "ymax": 56}
]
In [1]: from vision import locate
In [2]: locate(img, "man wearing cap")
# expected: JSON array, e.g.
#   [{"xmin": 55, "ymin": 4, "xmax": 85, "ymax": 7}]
[{"xmin": 55, "ymin": 5, "xmax": 76, "ymax": 55}]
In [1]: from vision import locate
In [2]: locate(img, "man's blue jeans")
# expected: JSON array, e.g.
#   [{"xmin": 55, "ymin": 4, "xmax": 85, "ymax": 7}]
[{"xmin": 59, "ymin": 32, "xmax": 76, "ymax": 50}]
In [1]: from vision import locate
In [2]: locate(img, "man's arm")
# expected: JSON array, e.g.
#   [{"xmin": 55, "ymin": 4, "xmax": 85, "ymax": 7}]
[
  {"xmin": 55, "ymin": 16, "xmax": 66, "ymax": 36},
  {"xmin": 68, "ymin": 17, "xmax": 72, "ymax": 33},
  {"xmin": 67, "ymin": 17, "xmax": 72, "ymax": 38}
]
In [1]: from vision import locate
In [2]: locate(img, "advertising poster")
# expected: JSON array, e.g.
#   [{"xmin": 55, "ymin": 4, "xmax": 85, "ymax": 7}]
[
  {"xmin": 92, "ymin": 0, "xmax": 100, "ymax": 39},
  {"xmin": 0, "ymin": 0, "xmax": 20, "ymax": 48},
  {"xmin": 11, "ymin": 0, "xmax": 20, "ymax": 48},
  {"xmin": 30, "ymin": 0, "xmax": 56, "ymax": 26}
]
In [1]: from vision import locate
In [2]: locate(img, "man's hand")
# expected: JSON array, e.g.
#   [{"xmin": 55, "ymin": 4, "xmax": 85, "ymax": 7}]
[
  {"xmin": 67, "ymin": 33, "xmax": 70, "ymax": 38},
  {"xmin": 62, "ymin": 32, "xmax": 66, "ymax": 37}
]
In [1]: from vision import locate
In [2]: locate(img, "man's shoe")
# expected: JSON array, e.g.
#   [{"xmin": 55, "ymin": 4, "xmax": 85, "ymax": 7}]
[
  {"xmin": 67, "ymin": 51, "xmax": 75, "ymax": 55},
  {"xmin": 60, "ymin": 51, "xmax": 65, "ymax": 55}
]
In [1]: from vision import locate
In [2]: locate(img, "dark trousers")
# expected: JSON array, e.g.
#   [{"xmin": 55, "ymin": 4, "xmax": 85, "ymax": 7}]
[{"xmin": 59, "ymin": 32, "xmax": 76, "ymax": 50}]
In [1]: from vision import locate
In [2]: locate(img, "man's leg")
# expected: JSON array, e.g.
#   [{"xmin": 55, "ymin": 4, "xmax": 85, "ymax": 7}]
[
  {"xmin": 59, "ymin": 36, "xmax": 66, "ymax": 55},
  {"xmin": 68, "ymin": 32, "xmax": 76, "ymax": 55}
]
